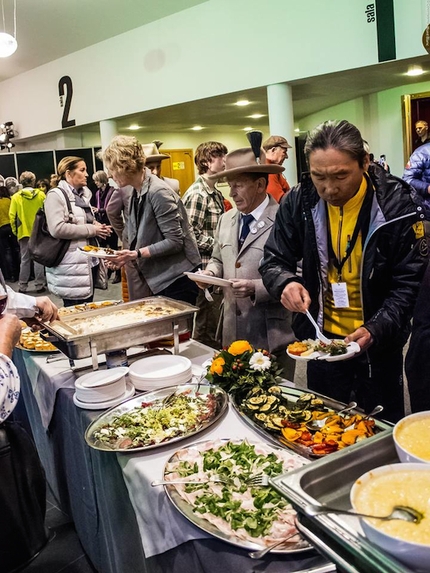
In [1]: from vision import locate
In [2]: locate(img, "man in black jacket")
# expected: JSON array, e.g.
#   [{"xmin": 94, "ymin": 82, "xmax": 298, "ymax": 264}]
[{"xmin": 260, "ymin": 120, "xmax": 427, "ymax": 422}]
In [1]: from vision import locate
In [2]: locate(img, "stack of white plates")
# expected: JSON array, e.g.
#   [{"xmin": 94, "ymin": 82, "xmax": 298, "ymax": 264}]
[
  {"xmin": 74, "ymin": 367, "xmax": 135, "ymax": 409},
  {"xmin": 129, "ymin": 355, "xmax": 193, "ymax": 391}
]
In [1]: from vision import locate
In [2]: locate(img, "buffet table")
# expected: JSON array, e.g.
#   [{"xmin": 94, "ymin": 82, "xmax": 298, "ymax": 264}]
[{"xmin": 13, "ymin": 341, "xmax": 335, "ymax": 573}]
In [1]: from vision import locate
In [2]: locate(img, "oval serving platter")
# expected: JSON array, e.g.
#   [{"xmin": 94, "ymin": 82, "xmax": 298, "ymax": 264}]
[
  {"xmin": 84, "ymin": 383, "xmax": 228, "ymax": 452},
  {"xmin": 162, "ymin": 437, "xmax": 311, "ymax": 554},
  {"xmin": 230, "ymin": 386, "xmax": 392, "ymax": 460}
]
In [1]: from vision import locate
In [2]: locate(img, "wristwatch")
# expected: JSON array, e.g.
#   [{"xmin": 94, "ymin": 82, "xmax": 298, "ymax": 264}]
[{"xmin": 136, "ymin": 249, "xmax": 142, "ymax": 259}]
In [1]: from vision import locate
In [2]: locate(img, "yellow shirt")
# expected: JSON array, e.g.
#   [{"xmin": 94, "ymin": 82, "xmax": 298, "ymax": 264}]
[
  {"xmin": 0, "ymin": 197, "xmax": 11, "ymax": 227},
  {"xmin": 324, "ymin": 176, "xmax": 368, "ymax": 336}
]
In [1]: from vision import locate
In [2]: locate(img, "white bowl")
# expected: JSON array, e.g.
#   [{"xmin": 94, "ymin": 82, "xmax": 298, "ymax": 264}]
[
  {"xmin": 350, "ymin": 463, "xmax": 430, "ymax": 571},
  {"xmin": 393, "ymin": 411, "xmax": 430, "ymax": 463},
  {"xmin": 75, "ymin": 367, "xmax": 128, "ymax": 403}
]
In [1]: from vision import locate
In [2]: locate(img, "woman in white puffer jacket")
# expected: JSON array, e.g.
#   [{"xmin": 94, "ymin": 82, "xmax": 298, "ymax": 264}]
[{"xmin": 44, "ymin": 156, "xmax": 112, "ymax": 306}]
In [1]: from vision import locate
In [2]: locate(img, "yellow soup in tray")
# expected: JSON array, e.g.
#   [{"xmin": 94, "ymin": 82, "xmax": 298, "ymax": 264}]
[
  {"xmin": 395, "ymin": 417, "xmax": 430, "ymax": 461},
  {"xmin": 354, "ymin": 469, "xmax": 430, "ymax": 544}
]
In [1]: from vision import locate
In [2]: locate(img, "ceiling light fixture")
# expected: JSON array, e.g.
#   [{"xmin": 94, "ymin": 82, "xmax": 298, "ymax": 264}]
[
  {"xmin": 0, "ymin": 0, "xmax": 17, "ymax": 58},
  {"xmin": 191, "ymin": 125, "xmax": 204, "ymax": 131},
  {"xmin": 406, "ymin": 65, "xmax": 424, "ymax": 77},
  {"xmin": 128, "ymin": 124, "xmax": 141, "ymax": 130},
  {"xmin": 248, "ymin": 113, "xmax": 264, "ymax": 119},
  {"xmin": 236, "ymin": 100, "xmax": 250, "ymax": 107},
  {"xmin": 242, "ymin": 126, "xmax": 253, "ymax": 131}
]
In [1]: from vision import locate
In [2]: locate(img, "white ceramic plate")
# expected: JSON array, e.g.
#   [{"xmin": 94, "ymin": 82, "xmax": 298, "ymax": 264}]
[
  {"xmin": 73, "ymin": 381, "xmax": 135, "ymax": 410},
  {"xmin": 77, "ymin": 366, "xmax": 129, "ymax": 388},
  {"xmin": 129, "ymin": 355, "xmax": 192, "ymax": 380},
  {"xmin": 183, "ymin": 271, "xmax": 234, "ymax": 288},
  {"xmin": 287, "ymin": 341, "xmax": 361, "ymax": 362},
  {"xmin": 78, "ymin": 247, "xmax": 118, "ymax": 259}
]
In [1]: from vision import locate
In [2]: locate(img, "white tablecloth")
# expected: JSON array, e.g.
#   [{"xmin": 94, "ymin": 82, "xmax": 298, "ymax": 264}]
[{"xmin": 14, "ymin": 340, "xmax": 217, "ymax": 429}]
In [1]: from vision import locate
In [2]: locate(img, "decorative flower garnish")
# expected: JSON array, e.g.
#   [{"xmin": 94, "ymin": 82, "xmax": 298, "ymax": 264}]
[
  {"xmin": 249, "ymin": 352, "xmax": 271, "ymax": 371},
  {"xmin": 210, "ymin": 357, "xmax": 225, "ymax": 375},
  {"xmin": 205, "ymin": 340, "xmax": 282, "ymax": 398},
  {"xmin": 228, "ymin": 340, "xmax": 252, "ymax": 356}
]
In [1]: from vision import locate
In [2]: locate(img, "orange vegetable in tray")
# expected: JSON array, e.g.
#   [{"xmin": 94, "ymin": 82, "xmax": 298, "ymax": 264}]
[{"xmin": 240, "ymin": 388, "xmax": 378, "ymax": 457}]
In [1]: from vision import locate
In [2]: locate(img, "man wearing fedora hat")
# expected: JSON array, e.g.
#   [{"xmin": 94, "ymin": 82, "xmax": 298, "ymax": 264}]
[
  {"xmin": 197, "ymin": 140, "xmax": 295, "ymax": 379},
  {"xmin": 142, "ymin": 141, "xmax": 180, "ymax": 193},
  {"xmin": 262, "ymin": 135, "xmax": 292, "ymax": 203}
]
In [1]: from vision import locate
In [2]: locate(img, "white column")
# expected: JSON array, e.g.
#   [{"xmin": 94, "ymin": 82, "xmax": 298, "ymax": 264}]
[
  {"xmin": 266, "ymin": 83, "xmax": 297, "ymax": 186},
  {"xmin": 99, "ymin": 119, "xmax": 117, "ymax": 151}
]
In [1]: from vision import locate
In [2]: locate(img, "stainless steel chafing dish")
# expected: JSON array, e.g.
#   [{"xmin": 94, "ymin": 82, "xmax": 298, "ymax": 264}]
[
  {"xmin": 42, "ymin": 296, "xmax": 198, "ymax": 369},
  {"xmin": 270, "ymin": 430, "xmax": 416, "ymax": 573}
]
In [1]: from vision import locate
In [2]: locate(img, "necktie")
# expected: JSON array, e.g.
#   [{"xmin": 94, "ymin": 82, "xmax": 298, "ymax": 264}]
[{"xmin": 238, "ymin": 214, "xmax": 254, "ymax": 249}]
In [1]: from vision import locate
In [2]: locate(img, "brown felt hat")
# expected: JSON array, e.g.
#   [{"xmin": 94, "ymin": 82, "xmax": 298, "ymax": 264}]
[
  {"xmin": 207, "ymin": 147, "xmax": 284, "ymax": 180},
  {"xmin": 142, "ymin": 143, "xmax": 170, "ymax": 163},
  {"xmin": 262, "ymin": 135, "xmax": 292, "ymax": 150}
]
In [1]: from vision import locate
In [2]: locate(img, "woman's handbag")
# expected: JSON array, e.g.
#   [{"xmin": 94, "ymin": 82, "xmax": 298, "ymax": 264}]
[
  {"xmin": 29, "ymin": 188, "xmax": 74, "ymax": 267},
  {"xmin": 0, "ymin": 421, "xmax": 48, "ymax": 572},
  {"xmin": 94, "ymin": 258, "xmax": 108, "ymax": 290}
]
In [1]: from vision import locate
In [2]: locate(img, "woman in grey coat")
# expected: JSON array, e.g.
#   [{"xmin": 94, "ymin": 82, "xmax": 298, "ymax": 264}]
[{"xmin": 101, "ymin": 136, "xmax": 201, "ymax": 305}]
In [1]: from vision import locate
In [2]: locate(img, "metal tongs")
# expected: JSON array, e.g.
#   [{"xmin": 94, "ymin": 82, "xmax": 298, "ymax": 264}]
[{"xmin": 48, "ymin": 319, "xmax": 78, "ymax": 336}]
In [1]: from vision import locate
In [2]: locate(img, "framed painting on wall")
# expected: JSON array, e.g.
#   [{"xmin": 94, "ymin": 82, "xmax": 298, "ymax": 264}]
[{"xmin": 402, "ymin": 91, "xmax": 430, "ymax": 163}]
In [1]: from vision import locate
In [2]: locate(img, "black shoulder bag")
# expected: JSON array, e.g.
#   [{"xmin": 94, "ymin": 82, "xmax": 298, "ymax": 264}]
[
  {"xmin": 29, "ymin": 188, "xmax": 74, "ymax": 267},
  {"xmin": 0, "ymin": 421, "xmax": 48, "ymax": 572}
]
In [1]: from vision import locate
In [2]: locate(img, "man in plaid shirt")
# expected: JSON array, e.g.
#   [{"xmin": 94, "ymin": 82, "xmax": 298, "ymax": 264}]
[{"xmin": 183, "ymin": 141, "xmax": 228, "ymax": 347}]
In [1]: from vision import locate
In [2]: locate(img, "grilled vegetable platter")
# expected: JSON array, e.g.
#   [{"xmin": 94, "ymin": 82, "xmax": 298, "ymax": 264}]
[{"xmin": 231, "ymin": 386, "xmax": 391, "ymax": 459}]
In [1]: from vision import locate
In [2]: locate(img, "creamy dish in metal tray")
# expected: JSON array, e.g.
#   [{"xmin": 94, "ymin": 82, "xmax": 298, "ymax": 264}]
[{"xmin": 57, "ymin": 302, "xmax": 179, "ymax": 336}]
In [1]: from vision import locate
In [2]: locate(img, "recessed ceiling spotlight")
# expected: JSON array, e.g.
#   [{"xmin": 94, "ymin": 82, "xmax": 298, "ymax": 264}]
[
  {"xmin": 191, "ymin": 125, "xmax": 204, "ymax": 131},
  {"xmin": 406, "ymin": 65, "xmax": 424, "ymax": 77},
  {"xmin": 236, "ymin": 99, "xmax": 250, "ymax": 107},
  {"xmin": 294, "ymin": 128, "xmax": 300, "ymax": 133},
  {"xmin": 243, "ymin": 126, "xmax": 253, "ymax": 131},
  {"xmin": 128, "ymin": 124, "xmax": 141, "ymax": 130},
  {"xmin": 248, "ymin": 113, "xmax": 264, "ymax": 119}
]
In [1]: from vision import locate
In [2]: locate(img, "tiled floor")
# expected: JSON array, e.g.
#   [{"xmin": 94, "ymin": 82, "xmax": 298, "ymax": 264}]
[{"xmin": 18, "ymin": 488, "xmax": 97, "ymax": 573}]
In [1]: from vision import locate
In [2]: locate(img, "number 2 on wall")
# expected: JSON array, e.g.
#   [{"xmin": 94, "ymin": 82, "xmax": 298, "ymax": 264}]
[{"xmin": 58, "ymin": 75, "xmax": 76, "ymax": 128}]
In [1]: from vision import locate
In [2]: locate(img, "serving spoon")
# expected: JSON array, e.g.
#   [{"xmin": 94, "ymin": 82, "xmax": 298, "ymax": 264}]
[
  {"xmin": 306, "ymin": 401, "xmax": 358, "ymax": 431},
  {"xmin": 249, "ymin": 532, "xmax": 305, "ymax": 559},
  {"xmin": 305, "ymin": 503, "xmax": 423, "ymax": 524}
]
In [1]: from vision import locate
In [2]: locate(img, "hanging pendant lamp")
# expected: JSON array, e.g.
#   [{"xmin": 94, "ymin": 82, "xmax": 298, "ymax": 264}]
[{"xmin": 0, "ymin": 0, "xmax": 17, "ymax": 58}]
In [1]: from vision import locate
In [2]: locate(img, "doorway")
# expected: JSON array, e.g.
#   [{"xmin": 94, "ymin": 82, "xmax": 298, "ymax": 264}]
[{"xmin": 159, "ymin": 149, "xmax": 195, "ymax": 196}]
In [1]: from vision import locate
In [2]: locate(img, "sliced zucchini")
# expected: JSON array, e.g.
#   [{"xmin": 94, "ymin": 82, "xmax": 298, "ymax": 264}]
[{"xmin": 248, "ymin": 395, "xmax": 267, "ymax": 406}]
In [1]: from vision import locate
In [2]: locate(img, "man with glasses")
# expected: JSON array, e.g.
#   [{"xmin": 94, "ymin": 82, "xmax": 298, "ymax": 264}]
[{"xmin": 262, "ymin": 135, "xmax": 292, "ymax": 203}]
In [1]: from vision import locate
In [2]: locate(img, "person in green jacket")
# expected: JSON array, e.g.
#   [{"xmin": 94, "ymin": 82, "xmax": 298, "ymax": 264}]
[{"xmin": 9, "ymin": 171, "xmax": 46, "ymax": 293}]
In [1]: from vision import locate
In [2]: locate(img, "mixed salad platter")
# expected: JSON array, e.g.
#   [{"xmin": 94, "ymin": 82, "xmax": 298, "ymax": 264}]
[
  {"xmin": 162, "ymin": 438, "xmax": 311, "ymax": 552},
  {"xmin": 85, "ymin": 384, "xmax": 228, "ymax": 452}
]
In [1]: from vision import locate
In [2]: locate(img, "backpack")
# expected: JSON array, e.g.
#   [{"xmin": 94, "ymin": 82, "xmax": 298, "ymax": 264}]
[{"xmin": 29, "ymin": 188, "xmax": 74, "ymax": 267}]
